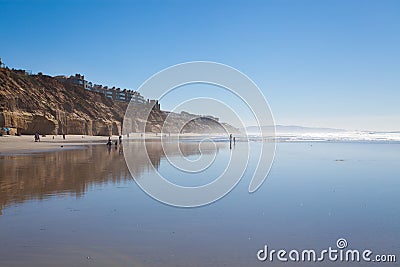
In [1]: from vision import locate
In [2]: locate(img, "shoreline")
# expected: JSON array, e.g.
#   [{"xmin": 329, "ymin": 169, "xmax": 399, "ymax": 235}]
[{"xmin": 2, "ymin": 133, "xmax": 399, "ymax": 156}]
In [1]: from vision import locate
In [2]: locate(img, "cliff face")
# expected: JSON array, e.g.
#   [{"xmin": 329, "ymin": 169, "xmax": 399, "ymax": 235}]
[
  {"xmin": 0, "ymin": 68, "xmax": 238, "ymax": 135},
  {"xmin": 0, "ymin": 68, "xmax": 126, "ymax": 135},
  {"xmin": 123, "ymin": 107, "xmax": 238, "ymax": 134}
]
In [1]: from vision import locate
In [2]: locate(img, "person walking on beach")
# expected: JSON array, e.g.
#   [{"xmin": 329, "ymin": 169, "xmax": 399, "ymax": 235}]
[
  {"xmin": 34, "ymin": 132, "xmax": 40, "ymax": 142},
  {"xmin": 119, "ymin": 135, "xmax": 122, "ymax": 145},
  {"xmin": 107, "ymin": 136, "xmax": 112, "ymax": 146}
]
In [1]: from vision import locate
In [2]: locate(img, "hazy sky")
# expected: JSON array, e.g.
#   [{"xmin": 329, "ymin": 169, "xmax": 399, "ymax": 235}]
[{"xmin": 1, "ymin": 0, "xmax": 399, "ymax": 131}]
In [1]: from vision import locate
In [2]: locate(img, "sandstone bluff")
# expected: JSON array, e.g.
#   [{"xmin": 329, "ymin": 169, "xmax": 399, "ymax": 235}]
[{"xmin": 0, "ymin": 68, "xmax": 237, "ymax": 136}]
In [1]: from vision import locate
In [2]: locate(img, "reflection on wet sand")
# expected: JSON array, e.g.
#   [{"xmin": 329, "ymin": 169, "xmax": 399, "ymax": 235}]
[
  {"xmin": 0, "ymin": 141, "xmax": 225, "ymax": 215},
  {"xmin": 0, "ymin": 145, "xmax": 127, "ymax": 215}
]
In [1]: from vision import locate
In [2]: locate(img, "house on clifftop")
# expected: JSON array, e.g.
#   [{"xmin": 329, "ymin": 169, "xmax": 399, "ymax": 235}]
[{"xmin": 55, "ymin": 73, "xmax": 160, "ymax": 110}]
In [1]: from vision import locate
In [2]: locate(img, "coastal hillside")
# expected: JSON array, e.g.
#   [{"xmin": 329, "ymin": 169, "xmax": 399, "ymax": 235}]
[
  {"xmin": 0, "ymin": 68, "xmax": 237, "ymax": 135},
  {"xmin": 0, "ymin": 68, "xmax": 127, "ymax": 135}
]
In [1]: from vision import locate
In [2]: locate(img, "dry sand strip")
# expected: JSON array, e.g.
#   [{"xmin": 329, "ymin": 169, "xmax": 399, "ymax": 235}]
[
  {"xmin": 0, "ymin": 135, "xmax": 114, "ymax": 155},
  {"xmin": 0, "ymin": 133, "xmax": 233, "ymax": 155}
]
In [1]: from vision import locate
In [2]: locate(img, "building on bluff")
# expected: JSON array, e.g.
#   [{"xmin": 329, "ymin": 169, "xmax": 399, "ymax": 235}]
[{"xmin": 55, "ymin": 73, "xmax": 160, "ymax": 110}]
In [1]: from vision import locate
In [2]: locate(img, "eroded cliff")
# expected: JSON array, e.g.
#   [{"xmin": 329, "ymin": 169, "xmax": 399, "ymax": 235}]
[
  {"xmin": 0, "ymin": 68, "xmax": 237, "ymax": 135},
  {"xmin": 0, "ymin": 68, "xmax": 127, "ymax": 135}
]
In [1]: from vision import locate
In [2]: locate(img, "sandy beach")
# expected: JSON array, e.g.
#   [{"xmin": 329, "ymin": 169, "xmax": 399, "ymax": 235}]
[
  {"xmin": 0, "ymin": 135, "xmax": 117, "ymax": 155},
  {"xmin": 0, "ymin": 133, "xmax": 233, "ymax": 155}
]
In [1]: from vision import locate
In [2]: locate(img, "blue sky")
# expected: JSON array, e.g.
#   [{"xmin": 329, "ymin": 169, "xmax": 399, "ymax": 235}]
[{"xmin": 1, "ymin": 0, "xmax": 399, "ymax": 131}]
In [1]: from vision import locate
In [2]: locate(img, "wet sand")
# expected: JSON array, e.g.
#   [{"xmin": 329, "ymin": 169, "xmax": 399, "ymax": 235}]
[{"xmin": 0, "ymin": 142, "xmax": 399, "ymax": 267}]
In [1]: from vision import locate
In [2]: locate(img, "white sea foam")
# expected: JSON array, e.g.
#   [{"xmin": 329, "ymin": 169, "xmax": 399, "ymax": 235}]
[{"xmin": 247, "ymin": 131, "xmax": 400, "ymax": 142}]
